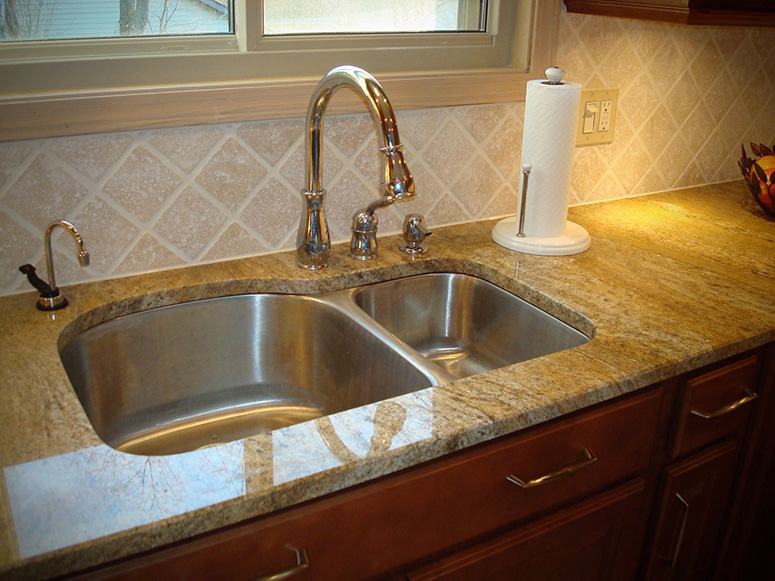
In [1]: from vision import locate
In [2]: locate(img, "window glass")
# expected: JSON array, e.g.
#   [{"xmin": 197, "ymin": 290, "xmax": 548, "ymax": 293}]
[
  {"xmin": 0, "ymin": 0, "xmax": 232, "ymax": 41},
  {"xmin": 262, "ymin": 0, "xmax": 485, "ymax": 35}
]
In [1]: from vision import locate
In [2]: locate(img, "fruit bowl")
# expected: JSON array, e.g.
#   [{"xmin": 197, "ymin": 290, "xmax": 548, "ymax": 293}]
[{"xmin": 739, "ymin": 143, "xmax": 775, "ymax": 216}]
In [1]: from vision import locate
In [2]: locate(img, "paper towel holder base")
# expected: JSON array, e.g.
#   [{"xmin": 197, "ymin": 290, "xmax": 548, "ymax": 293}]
[{"xmin": 491, "ymin": 218, "xmax": 590, "ymax": 256}]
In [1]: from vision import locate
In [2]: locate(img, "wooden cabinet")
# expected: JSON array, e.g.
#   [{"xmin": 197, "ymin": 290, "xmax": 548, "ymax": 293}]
[
  {"xmin": 564, "ymin": 0, "xmax": 775, "ymax": 27},
  {"xmin": 69, "ymin": 345, "xmax": 773, "ymax": 581}
]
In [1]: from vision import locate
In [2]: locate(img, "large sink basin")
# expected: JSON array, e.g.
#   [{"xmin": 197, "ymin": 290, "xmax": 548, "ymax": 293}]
[
  {"xmin": 60, "ymin": 294, "xmax": 439, "ymax": 456},
  {"xmin": 60, "ymin": 273, "xmax": 591, "ymax": 456},
  {"xmin": 353, "ymin": 273, "xmax": 589, "ymax": 379}
]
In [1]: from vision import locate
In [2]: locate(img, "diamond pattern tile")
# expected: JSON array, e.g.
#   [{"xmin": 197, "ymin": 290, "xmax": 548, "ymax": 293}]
[
  {"xmin": 3, "ymin": 12, "xmax": 775, "ymax": 297},
  {"xmin": 103, "ymin": 146, "xmax": 182, "ymax": 223},
  {"xmin": 3, "ymin": 154, "xmax": 89, "ymax": 229},
  {"xmin": 149, "ymin": 126, "xmax": 225, "ymax": 173},
  {"xmin": 196, "ymin": 138, "xmax": 267, "ymax": 212},
  {"xmin": 155, "ymin": 187, "xmax": 228, "ymax": 259}
]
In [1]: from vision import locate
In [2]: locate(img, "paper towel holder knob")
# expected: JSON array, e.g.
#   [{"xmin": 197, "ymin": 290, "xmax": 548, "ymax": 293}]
[{"xmin": 544, "ymin": 66, "xmax": 565, "ymax": 85}]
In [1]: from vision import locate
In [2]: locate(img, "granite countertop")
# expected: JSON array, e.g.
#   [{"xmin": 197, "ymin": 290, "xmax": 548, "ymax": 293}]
[{"xmin": 1, "ymin": 182, "xmax": 774, "ymax": 579}]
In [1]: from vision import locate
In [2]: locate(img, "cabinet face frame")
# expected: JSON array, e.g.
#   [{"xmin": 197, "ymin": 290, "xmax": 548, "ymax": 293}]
[{"xmin": 564, "ymin": 0, "xmax": 775, "ymax": 26}]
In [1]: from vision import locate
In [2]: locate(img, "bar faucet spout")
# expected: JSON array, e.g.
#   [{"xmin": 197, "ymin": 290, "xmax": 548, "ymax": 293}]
[
  {"xmin": 19, "ymin": 220, "xmax": 89, "ymax": 311},
  {"xmin": 297, "ymin": 66, "xmax": 414, "ymax": 269}
]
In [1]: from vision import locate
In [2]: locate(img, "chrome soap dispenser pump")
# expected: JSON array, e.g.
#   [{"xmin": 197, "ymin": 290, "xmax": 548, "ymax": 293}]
[{"xmin": 19, "ymin": 220, "xmax": 90, "ymax": 311}]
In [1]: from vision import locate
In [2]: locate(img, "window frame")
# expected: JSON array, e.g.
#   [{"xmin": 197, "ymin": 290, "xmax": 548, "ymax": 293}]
[{"xmin": 0, "ymin": 0, "xmax": 562, "ymax": 142}]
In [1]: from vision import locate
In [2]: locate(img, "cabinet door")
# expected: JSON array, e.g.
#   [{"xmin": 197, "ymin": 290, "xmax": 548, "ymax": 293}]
[
  {"xmin": 643, "ymin": 440, "xmax": 739, "ymax": 581},
  {"xmin": 407, "ymin": 479, "xmax": 647, "ymax": 581}
]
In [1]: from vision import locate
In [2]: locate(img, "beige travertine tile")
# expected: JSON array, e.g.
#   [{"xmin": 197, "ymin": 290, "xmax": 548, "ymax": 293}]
[
  {"xmin": 640, "ymin": 105, "xmax": 678, "ymax": 155},
  {"xmin": 113, "ymin": 233, "xmax": 185, "ymax": 275},
  {"xmin": 240, "ymin": 178, "xmax": 300, "ymax": 247},
  {"xmin": 621, "ymin": 74, "xmax": 659, "ymax": 130},
  {"xmin": 148, "ymin": 125, "xmax": 225, "ymax": 173},
  {"xmin": 71, "ymin": 197, "xmax": 140, "ymax": 275},
  {"xmin": 647, "ymin": 40, "xmax": 685, "ymax": 95},
  {"xmin": 688, "ymin": 41, "xmax": 724, "ymax": 89},
  {"xmin": 325, "ymin": 114, "xmax": 376, "ymax": 158},
  {"xmin": 626, "ymin": 20, "xmax": 667, "ymax": 64},
  {"xmin": 0, "ymin": 142, "xmax": 33, "ymax": 189},
  {"xmin": 2, "ymin": 154, "xmax": 88, "ymax": 230},
  {"xmin": 454, "ymin": 104, "xmax": 510, "ymax": 144},
  {"xmin": 202, "ymin": 222, "xmax": 268, "ymax": 261},
  {"xmin": 237, "ymin": 119, "xmax": 303, "ymax": 166},
  {"xmin": 483, "ymin": 114, "xmax": 521, "ymax": 179},
  {"xmin": 705, "ymin": 71, "xmax": 738, "ymax": 123},
  {"xmin": 397, "ymin": 108, "xmax": 448, "ymax": 150},
  {"xmin": 102, "ymin": 146, "xmax": 181, "ymax": 223},
  {"xmin": 576, "ymin": 15, "xmax": 622, "ymax": 65},
  {"xmin": 422, "ymin": 120, "xmax": 476, "ymax": 185},
  {"xmin": 656, "ymin": 136, "xmax": 693, "ymax": 187},
  {"xmin": 196, "ymin": 138, "xmax": 267, "ymax": 212},
  {"xmin": 681, "ymin": 103, "xmax": 716, "ymax": 153},
  {"xmin": 614, "ymin": 138, "xmax": 653, "ymax": 193},
  {"xmin": 482, "ymin": 184, "xmax": 518, "ymax": 218},
  {"xmin": 426, "ymin": 192, "xmax": 468, "ymax": 225},
  {"xmin": 451, "ymin": 155, "xmax": 502, "ymax": 217},
  {"xmin": 0, "ymin": 211, "xmax": 39, "ymax": 289},
  {"xmin": 599, "ymin": 40, "xmax": 641, "ymax": 91},
  {"xmin": 572, "ymin": 147, "xmax": 608, "ymax": 201},
  {"xmin": 47, "ymin": 134, "xmax": 132, "ymax": 182},
  {"xmin": 666, "ymin": 72, "xmax": 702, "ymax": 124},
  {"xmin": 154, "ymin": 187, "xmax": 228, "ymax": 258}
]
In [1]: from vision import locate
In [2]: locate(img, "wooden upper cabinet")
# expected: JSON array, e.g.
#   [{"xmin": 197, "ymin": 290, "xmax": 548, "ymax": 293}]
[{"xmin": 564, "ymin": 0, "xmax": 775, "ymax": 27}]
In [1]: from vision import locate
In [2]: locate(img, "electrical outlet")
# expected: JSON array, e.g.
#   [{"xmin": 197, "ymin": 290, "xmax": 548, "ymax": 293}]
[{"xmin": 576, "ymin": 88, "xmax": 618, "ymax": 146}]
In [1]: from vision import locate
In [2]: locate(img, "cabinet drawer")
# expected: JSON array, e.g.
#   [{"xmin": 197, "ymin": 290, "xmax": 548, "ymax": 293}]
[
  {"xmin": 76, "ymin": 387, "xmax": 663, "ymax": 581},
  {"xmin": 407, "ymin": 479, "xmax": 647, "ymax": 581},
  {"xmin": 671, "ymin": 351, "xmax": 763, "ymax": 458}
]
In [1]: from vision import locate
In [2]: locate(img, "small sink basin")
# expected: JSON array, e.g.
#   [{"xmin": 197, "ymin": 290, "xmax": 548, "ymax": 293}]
[
  {"xmin": 60, "ymin": 294, "xmax": 437, "ymax": 456},
  {"xmin": 353, "ymin": 273, "xmax": 589, "ymax": 379}
]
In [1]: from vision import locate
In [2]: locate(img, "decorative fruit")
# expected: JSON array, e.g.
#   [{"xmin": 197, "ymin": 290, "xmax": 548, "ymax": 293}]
[
  {"xmin": 751, "ymin": 156, "xmax": 775, "ymax": 207},
  {"xmin": 739, "ymin": 143, "xmax": 775, "ymax": 216}
]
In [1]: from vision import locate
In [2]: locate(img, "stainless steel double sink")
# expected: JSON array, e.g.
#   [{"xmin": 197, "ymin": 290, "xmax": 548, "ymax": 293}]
[{"xmin": 60, "ymin": 273, "xmax": 590, "ymax": 456}]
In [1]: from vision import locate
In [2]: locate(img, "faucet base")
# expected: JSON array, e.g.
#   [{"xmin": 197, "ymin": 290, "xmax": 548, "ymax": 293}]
[{"xmin": 37, "ymin": 293, "xmax": 68, "ymax": 311}]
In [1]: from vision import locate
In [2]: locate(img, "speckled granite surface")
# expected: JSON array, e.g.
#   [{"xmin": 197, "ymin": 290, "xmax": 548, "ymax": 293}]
[{"xmin": 0, "ymin": 182, "xmax": 773, "ymax": 579}]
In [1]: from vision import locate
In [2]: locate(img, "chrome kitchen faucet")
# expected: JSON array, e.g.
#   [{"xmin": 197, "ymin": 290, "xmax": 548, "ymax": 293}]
[{"xmin": 296, "ymin": 66, "xmax": 415, "ymax": 269}]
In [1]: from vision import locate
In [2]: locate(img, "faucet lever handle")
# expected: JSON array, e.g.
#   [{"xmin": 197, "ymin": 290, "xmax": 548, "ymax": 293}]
[{"xmin": 18, "ymin": 264, "xmax": 54, "ymax": 295}]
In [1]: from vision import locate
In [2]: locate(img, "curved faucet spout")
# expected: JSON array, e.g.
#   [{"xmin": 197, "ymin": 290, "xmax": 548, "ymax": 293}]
[
  {"xmin": 19, "ymin": 220, "xmax": 89, "ymax": 311},
  {"xmin": 297, "ymin": 66, "xmax": 415, "ymax": 269},
  {"xmin": 44, "ymin": 220, "xmax": 90, "ymax": 295}
]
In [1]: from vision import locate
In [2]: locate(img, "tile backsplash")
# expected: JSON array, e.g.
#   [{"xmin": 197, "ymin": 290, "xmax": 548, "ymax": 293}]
[{"xmin": 2, "ymin": 10, "xmax": 774, "ymax": 297}]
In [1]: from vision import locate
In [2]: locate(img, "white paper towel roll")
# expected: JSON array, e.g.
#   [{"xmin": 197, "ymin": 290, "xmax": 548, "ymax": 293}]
[{"xmin": 519, "ymin": 77, "xmax": 581, "ymax": 238}]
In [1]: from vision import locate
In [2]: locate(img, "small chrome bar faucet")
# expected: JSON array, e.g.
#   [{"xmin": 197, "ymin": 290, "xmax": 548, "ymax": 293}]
[
  {"xmin": 19, "ymin": 220, "xmax": 89, "ymax": 311},
  {"xmin": 297, "ymin": 65, "xmax": 415, "ymax": 269}
]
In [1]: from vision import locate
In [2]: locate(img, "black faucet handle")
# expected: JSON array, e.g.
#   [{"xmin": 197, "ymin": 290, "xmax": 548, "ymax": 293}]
[{"xmin": 18, "ymin": 264, "xmax": 55, "ymax": 296}]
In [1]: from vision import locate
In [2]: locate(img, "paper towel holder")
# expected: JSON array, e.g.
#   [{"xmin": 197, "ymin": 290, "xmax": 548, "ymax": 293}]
[{"xmin": 491, "ymin": 66, "xmax": 590, "ymax": 256}]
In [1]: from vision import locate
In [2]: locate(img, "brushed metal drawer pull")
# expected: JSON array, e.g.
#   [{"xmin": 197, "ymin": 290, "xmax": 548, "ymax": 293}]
[
  {"xmin": 254, "ymin": 548, "xmax": 310, "ymax": 581},
  {"xmin": 671, "ymin": 493, "xmax": 690, "ymax": 568},
  {"xmin": 690, "ymin": 389, "xmax": 758, "ymax": 419},
  {"xmin": 506, "ymin": 447, "xmax": 597, "ymax": 489}
]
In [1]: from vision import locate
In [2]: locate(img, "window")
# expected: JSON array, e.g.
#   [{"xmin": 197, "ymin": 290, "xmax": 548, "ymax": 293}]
[
  {"xmin": 0, "ymin": 0, "xmax": 562, "ymax": 141},
  {"xmin": 0, "ymin": 0, "xmax": 232, "ymax": 42},
  {"xmin": 262, "ymin": 0, "xmax": 485, "ymax": 34}
]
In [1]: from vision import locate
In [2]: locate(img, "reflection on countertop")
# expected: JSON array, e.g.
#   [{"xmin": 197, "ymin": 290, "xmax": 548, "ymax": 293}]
[
  {"xmin": 4, "ymin": 390, "xmax": 433, "ymax": 561},
  {"xmin": 1, "ymin": 182, "xmax": 774, "ymax": 579}
]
